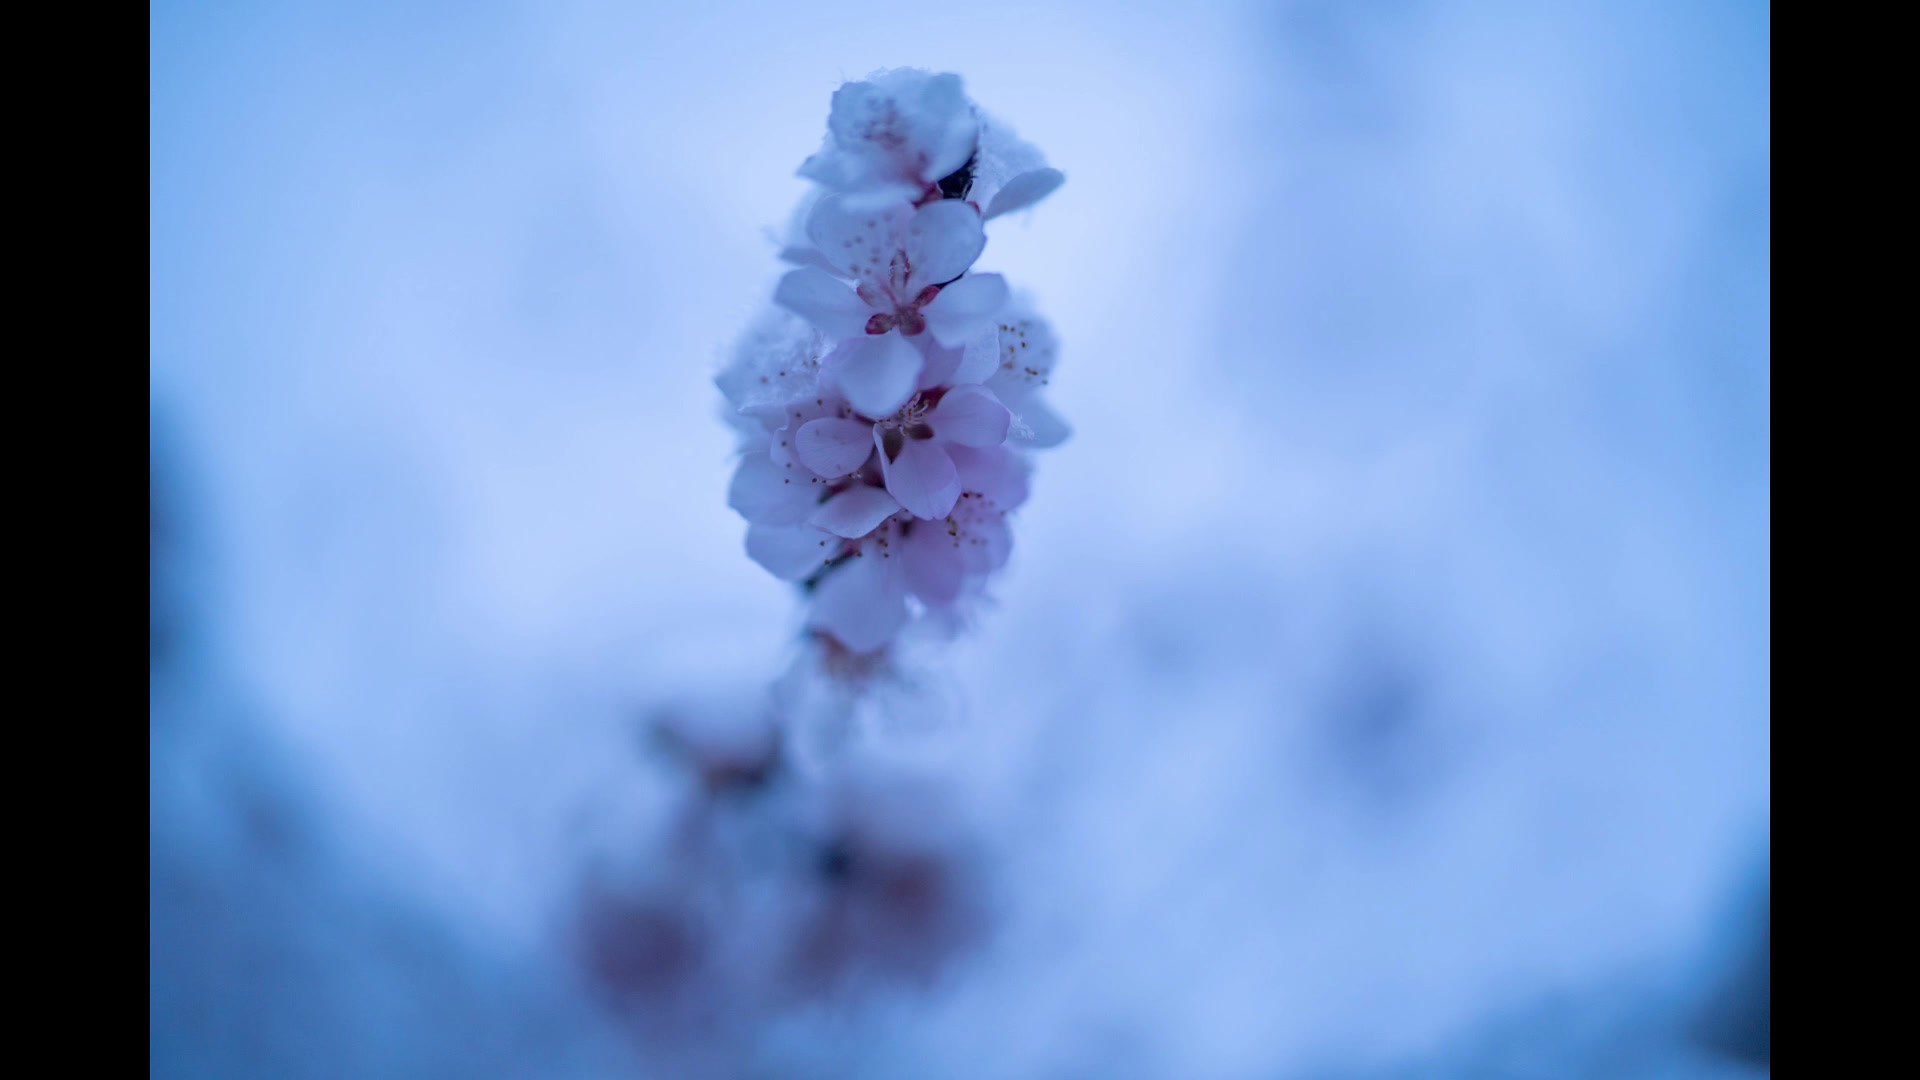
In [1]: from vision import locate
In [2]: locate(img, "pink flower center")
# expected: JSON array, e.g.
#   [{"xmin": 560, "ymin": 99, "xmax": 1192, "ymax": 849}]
[{"xmin": 860, "ymin": 284, "xmax": 942, "ymax": 337}]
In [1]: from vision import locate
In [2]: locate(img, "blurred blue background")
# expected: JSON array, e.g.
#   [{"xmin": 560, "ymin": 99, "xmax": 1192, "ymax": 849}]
[{"xmin": 151, "ymin": 1, "xmax": 1769, "ymax": 1076}]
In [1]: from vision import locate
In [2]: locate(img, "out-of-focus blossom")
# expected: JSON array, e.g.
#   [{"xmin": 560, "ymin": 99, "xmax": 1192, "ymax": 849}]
[
  {"xmin": 574, "ymin": 707, "xmax": 986, "ymax": 1054},
  {"xmin": 983, "ymin": 306, "xmax": 1071, "ymax": 448}
]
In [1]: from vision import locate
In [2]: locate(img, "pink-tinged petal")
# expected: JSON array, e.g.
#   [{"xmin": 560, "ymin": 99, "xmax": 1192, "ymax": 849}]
[
  {"xmin": 774, "ymin": 268, "xmax": 872, "ymax": 339},
  {"xmin": 746, "ymin": 524, "xmax": 836, "ymax": 581},
  {"xmin": 767, "ymin": 398, "xmax": 838, "ymax": 471},
  {"xmin": 794, "ymin": 417, "xmax": 875, "ymax": 477},
  {"xmin": 917, "ymin": 337, "xmax": 963, "ymax": 390},
  {"xmin": 807, "ymin": 552, "xmax": 909, "ymax": 654},
  {"xmin": 921, "ymin": 273, "xmax": 1009, "ymax": 346},
  {"xmin": 984, "ymin": 168, "xmax": 1066, "ymax": 221},
  {"xmin": 930, "ymin": 384, "xmax": 1011, "ymax": 447},
  {"xmin": 809, "ymin": 484, "xmax": 901, "ymax": 538},
  {"xmin": 960, "ymin": 514, "xmax": 1014, "ymax": 575},
  {"xmin": 949, "ymin": 326, "xmax": 1001, "ymax": 385},
  {"xmin": 947, "ymin": 444, "xmax": 1031, "ymax": 510},
  {"xmin": 727, "ymin": 454, "xmax": 823, "ymax": 525},
  {"xmin": 902, "ymin": 200, "xmax": 986, "ymax": 293},
  {"xmin": 778, "ymin": 243, "xmax": 844, "ymax": 276},
  {"xmin": 908, "ymin": 73, "xmax": 981, "ymax": 182},
  {"xmin": 806, "ymin": 194, "xmax": 911, "ymax": 286},
  {"xmin": 1009, "ymin": 395, "xmax": 1071, "ymax": 449},
  {"xmin": 824, "ymin": 334, "xmax": 923, "ymax": 417},
  {"xmin": 901, "ymin": 522, "xmax": 966, "ymax": 608},
  {"xmin": 880, "ymin": 436, "xmax": 962, "ymax": 520}
]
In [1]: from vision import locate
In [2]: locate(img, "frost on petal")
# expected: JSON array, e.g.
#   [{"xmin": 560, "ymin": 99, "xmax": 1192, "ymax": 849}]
[
  {"xmin": 1008, "ymin": 395, "xmax": 1071, "ymax": 449},
  {"xmin": 774, "ymin": 268, "xmax": 873, "ymax": 340},
  {"xmin": 728, "ymin": 454, "xmax": 824, "ymax": 526},
  {"xmin": 903, "ymin": 200, "xmax": 986, "ymax": 293},
  {"xmin": 948, "ymin": 444, "xmax": 1031, "ymax": 510},
  {"xmin": 739, "ymin": 402, "xmax": 790, "ymax": 434},
  {"xmin": 804, "ymin": 70, "xmax": 979, "ymax": 196},
  {"xmin": 775, "ymin": 189, "xmax": 835, "ymax": 271},
  {"xmin": 930, "ymin": 384, "xmax": 1011, "ymax": 447},
  {"xmin": 779, "ymin": 243, "xmax": 842, "ymax": 275},
  {"xmin": 806, "ymin": 195, "xmax": 912, "ymax": 286},
  {"xmin": 824, "ymin": 333, "xmax": 924, "ymax": 418},
  {"xmin": 717, "ymin": 308, "xmax": 830, "ymax": 415},
  {"xmin": 969, "ymin": 111, "xmax": 1049, "ymax": 209},
  {"xmin": 809, "ymin": 484, "xmax": 901, "ymax": 538},
  {"xmin": 984, "ymin": 168, "xmax": 1066, "ymax": 221},
  {"xmin": 902, "ymin": 72, "xmax": 980, "ymax": 183},
  {"xmin": 921, "ymin": 273, "xmax": 1009, "ymax": 347},
  {"xmin": 747, "ymin": 523, "xmax": 836, "ymax": 581},
  {"xmin": 795, "ymin": 417, "xmax": 876, "ymax": 478},
  {"xmin": 880, "ymin": 436, "xmax": 962, "ymax": 520},
  {"xmin": 901, "ymin": 522, "xmax": 965, "ymax": 607},
  {"xmin": 724, "ymin": 404, "xmax": 779, "ymax": 450},
  {"xmin": 808, "ymin": 551, "xmax": 909, "ymax": 654}
]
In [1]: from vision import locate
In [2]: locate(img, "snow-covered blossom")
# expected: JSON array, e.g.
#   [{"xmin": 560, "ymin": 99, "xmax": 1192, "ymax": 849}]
[
  {"xmin": 721, "ymin": 70, "xmax": 1066, "ymax": 661},
  {"xmin": 798, "ymin": 69, "xmax": 979, "ymax": 203}
]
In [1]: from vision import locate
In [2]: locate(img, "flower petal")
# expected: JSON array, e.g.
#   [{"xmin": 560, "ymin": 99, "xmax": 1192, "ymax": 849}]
[
  {"xmin": 983, "ymin": 313, "xmax": 1060, "ymax": 398},
  {"xmin": 739, "ymin": 402, "xmax": 790, "ymax": 433},
  {"xmin": 824, "ymin": 334, "xmax": 923, "ymax": 418},
  {"xmin": 746, "ymin": 524, "xmax": 836, "ymax": 581},
  {"xmin": 908, "ymin": 72, "xmax": 981, "ymax": 182},
  {"xmin": 1009, "ymin": 395, "xmax": 1071, "ymax": 449},
  {"xmin": 727, "ymin": 453, "xmax": 824, "ymax": 525},
  {"xmin": 808, "ymin": 70, "xmax": 977, "ymax": 193},
  {"xmin": 921, "ymin": 273, "xmax": 1009, "ymax": 346},
  {"xmin": 809, "ymin": 484, "xmax": 901, "ymax": 538},
  {"xmin": 807, "ymin": 551, "xmax": 909, "ymax": 654},
  {"xmin": 806, "ymin": 194, "xmax": 910, "ymax": 288},
  {"xmin": 947, "ymin": 444, "xmax": 1031, "ymax": 510},
  {"xmin": 984, "ymin": 168, "xmax": 1066, "ymax": 220},
  {"xmin": 917, "ymin": 337, "xmax": 963, "ymax": 390},
  {"xmin": 879, "ymin": 436, "xmax": 962, "ymax": 520},
  {"xmin": 778, "ymin": 243, "xmax": 843, "ymax": 276},
  {"xmin": 901, "ymin": 521, "xmax": 966, "ymax": 607},
  {"xmin": 794, "ymin": 416, "xmax": 875, "ymax": 478},
  {"xmin": 930, "ymin": 384, "xmax": 1011, "ymax": 447},
  {"xmin": 903, "ymin": 200, "xmax": 986, "ymax": 293},
  {"xmin": 960, "ymin": 513, "xmax": 1014, "ymax": 575},
  {"xmin": 774, "ymin": 268, "xmax": 872, "ymax": 339},
  {"xmin": 767, "ymin": 398, "xmax": 838, "ymax": 471},
  {"xmin": 949, "ymin": 326, "xmax": 1001, "ymax": 386}
]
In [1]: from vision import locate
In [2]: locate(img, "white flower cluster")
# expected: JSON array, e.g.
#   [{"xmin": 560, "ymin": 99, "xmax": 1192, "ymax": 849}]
[{"xmin": 720, "ymin": 70, "xmax": 1066, "ymax": 656}]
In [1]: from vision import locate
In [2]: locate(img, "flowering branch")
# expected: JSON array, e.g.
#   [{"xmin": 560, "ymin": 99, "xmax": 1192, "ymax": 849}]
[{"xmin": 719, "ymin": 68, "xmax": 1067, "ymax": 663}]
